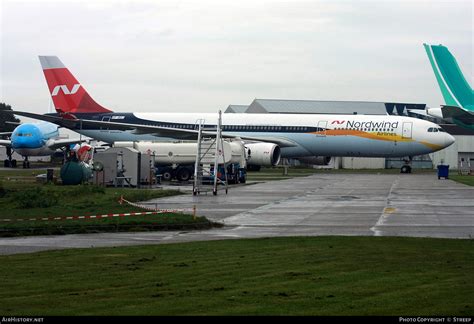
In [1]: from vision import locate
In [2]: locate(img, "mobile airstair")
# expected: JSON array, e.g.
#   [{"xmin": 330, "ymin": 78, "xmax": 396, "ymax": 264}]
[{"xmin": 193, "ymin": 111, "xmax": 229, "ymax": 195}]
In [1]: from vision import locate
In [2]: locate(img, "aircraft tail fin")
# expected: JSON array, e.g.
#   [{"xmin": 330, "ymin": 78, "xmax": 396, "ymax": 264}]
[
  {"xmin": 39, "ymin": 56, "xmax": 112, "ymax": 114},
  {"xmin": 423, "ymin": 44, "xmax": 474, "ymax": 111}
]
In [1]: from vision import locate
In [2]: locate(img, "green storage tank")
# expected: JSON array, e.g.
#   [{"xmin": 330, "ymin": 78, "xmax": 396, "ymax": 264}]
[{"xmin": 60, "ymin": 161, "xmax": 92, "ymax": 185}]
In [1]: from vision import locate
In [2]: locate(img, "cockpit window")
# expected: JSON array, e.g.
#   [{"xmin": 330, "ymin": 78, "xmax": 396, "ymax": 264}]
[
  {"xmin": 428, "ymin": 127, "xmax": 447, "ymax": 133},
  {"xmin": 16, "ymin": 133, "xmax": 33, "ymax": 137}
]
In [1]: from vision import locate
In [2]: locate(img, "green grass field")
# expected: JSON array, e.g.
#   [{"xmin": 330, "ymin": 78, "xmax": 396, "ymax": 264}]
[
  {"xmin": 0, "ymin": 212, "xmax": 217, "ymax": 237},
  {"xmin": 450, "ymin": 175, "xmax": 474, "ymax": 186},
  {"xmin": 0, "ymin": 236, "xmax": 472, "ymax": 316},
  {"xmin": 0, "ymin": 169, "xmax": 215, "ymax": 236}
]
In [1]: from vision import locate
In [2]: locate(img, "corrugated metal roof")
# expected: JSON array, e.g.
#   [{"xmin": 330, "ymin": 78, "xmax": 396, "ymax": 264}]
[{"xmin": 224, "ymin": 105, "xmax": 249, "ymax": 113}]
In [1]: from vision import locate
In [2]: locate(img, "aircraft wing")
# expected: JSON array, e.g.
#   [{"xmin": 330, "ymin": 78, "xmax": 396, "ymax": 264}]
[
  {"xmin": 0, "ymin": 132, "xmax": 13, "ymax": 137},
  {"xmin": 7, "ymin": 110, "xmax": 200, "ymax": 140},
  {"xmin": 441, "ymin": 105, "xmax": 474, "ymax": 127},
  {"xmin": 47, "ymin": 138, "xmax": 88, "ymax": 151},
  {"xmin": 226, "ymin": 135, "xmax": 298, "ymax": 147},
  {"xmin": 5, "ymin": 110, "xmax": 298, "ymax": 147},
  {"xmin": 440, "ymin": 105, "xmax": 474, "ymax": 118},
  {"xmin": 0, "ymin": 139, "xmax": 12, "ymax": 148}
]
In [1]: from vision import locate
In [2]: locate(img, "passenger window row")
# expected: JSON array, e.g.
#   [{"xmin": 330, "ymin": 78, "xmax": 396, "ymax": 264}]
[{"xmin": 334, "ymin": 127, "xmax": 395, "ymax": 132}]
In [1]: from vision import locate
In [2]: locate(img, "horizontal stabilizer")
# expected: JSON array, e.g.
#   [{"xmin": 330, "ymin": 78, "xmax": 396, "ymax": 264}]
[
  {"xmin": 440, "ymin": 105, "xmax": 474, "ymax": 119},
  {"xmin": 439, "ymin": 105, "xmax": 474, "ymax": 128}
]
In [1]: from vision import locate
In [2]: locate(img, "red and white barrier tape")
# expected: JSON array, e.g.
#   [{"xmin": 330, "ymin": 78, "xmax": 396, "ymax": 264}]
[
  {"xmin": 118, "ymin": 195, "xmax": 195, "ymax": 215},
  {"xmin": 0, "ymin": 196, "xmax": 196, "ymax": 223},
  {"xmin": 1, "ymin": 210, "xmax": 166, "ymax": 223}
]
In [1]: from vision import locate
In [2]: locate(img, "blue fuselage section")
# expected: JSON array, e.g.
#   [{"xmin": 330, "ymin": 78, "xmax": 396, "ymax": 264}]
[{"xmin": 11, "ymin": 122, "xmax": 59, "ymax": 156}]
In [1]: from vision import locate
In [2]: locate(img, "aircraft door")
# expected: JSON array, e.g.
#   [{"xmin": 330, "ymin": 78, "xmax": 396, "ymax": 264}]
[
  {"xmin": 402, "ymin": 122, "xmax": 412, "ymax": 139},
  {"xmin": 316, "ymin": 120, "xmax": 328, "ymax": 137}
]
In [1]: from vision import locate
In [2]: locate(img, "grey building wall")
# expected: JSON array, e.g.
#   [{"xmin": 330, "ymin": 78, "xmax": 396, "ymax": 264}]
[
  {"xmin": 342, "ymin": 157, "xmax": 386, "ymax": 169},
  {"xmin": 430, "ymin": 135, "xmax": 474, "ymax": 170}
]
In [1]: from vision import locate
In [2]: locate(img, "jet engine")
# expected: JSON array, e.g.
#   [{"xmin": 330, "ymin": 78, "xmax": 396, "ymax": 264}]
[{"xmin": 245, "ymin": 143, "xmax": 281, "ymax": 167}]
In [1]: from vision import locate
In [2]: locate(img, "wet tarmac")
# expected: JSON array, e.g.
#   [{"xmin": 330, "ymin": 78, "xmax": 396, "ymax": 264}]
[{"xmin": 1, "ymin": 173, "xmax": 473, "ymax": 255}]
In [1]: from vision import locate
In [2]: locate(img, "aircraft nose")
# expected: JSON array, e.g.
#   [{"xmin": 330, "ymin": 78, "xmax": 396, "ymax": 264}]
[
  {"xmin": 12, "ymin": 135, "xmax": 41, "ymax": 148},
  {"xmin": 445, "ymin": 133, "xmax": 455, "ymax": 148},
  {"xmin": 11, "ymin": 125, "xmax": 42, "ymax": 148}
]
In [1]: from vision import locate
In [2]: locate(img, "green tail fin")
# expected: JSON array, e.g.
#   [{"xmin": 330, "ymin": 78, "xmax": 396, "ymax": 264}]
[{"xmin": 423, "ymin": 43, "xmax": 473, "ymax": 111}]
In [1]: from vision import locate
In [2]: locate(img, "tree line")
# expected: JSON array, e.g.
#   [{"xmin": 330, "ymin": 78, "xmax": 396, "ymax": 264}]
[{"xmin": 0, "ymin": 103, "xmax": 21, "ymax": 135}]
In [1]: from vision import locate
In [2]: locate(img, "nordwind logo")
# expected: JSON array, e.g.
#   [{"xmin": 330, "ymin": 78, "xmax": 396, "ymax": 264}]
[{"xmin": 51, "ymin": 84, "xmax": 80, "ymax": 96}]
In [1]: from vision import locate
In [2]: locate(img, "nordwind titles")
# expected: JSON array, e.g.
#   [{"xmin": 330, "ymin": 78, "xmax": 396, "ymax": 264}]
[{"xmin": 346, "ymin": 120, "xmax": 399, "ymax": 129}]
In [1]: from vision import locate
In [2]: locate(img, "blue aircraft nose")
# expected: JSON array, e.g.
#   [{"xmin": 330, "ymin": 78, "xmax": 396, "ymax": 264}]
[{"xmin": 11, "ymin": 124, "xmax": 43, "ymax": 149}]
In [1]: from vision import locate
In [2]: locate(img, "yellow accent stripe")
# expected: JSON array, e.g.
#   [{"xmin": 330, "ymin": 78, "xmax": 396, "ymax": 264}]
[
  {"xmin": 310, "ymin": 130, "xmax": 413, "ymax": 142},
  {"xmin": 419, "ymin": 141, "xmax": 444, "ymax": 151},
  {"xmin": 309, "ymin": 130, "xmax": 443, "ymax": 150}
]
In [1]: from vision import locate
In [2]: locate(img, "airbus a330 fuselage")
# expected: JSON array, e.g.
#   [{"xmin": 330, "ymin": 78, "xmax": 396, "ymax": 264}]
[{"xmin": 56, "ymin": 111, "xmax": 454, "ymax": 158}]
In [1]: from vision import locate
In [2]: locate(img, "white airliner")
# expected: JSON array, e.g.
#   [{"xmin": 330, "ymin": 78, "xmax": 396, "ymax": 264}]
[{"xmin": 5, "ymin": 56, "xmax": 455, "ymax": 169}]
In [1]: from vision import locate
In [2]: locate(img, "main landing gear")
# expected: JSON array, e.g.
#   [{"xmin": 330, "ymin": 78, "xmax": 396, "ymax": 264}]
[
  {"xmin": 3, "ymin": 147, "xmax": 17, "ymax": 168},
  {"xmin": 400, "ymin": 156, "xmax": 412, "ymax": 174}
]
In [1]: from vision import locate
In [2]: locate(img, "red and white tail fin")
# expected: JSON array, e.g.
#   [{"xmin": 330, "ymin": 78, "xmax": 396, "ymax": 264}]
[{"xmin": 38, "ymin": 56, "xmax": 112, "ymax": 114}]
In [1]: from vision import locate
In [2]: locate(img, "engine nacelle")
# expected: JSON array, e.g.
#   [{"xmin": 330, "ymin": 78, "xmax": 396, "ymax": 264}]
[{"xmin": 245, "ymin": 143, "xmax": 281, "ymax": 167}]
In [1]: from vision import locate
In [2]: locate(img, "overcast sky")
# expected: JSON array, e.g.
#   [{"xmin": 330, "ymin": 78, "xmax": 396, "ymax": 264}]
[{"xmin": 1, "ymin": 0, "xmax": 472, "ymax": 116}]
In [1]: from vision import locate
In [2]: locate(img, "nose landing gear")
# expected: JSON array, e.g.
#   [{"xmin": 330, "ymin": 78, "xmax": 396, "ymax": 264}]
[{"xmin": 22, "ymin": 156, "xmax": 30, "ymax": 169}]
